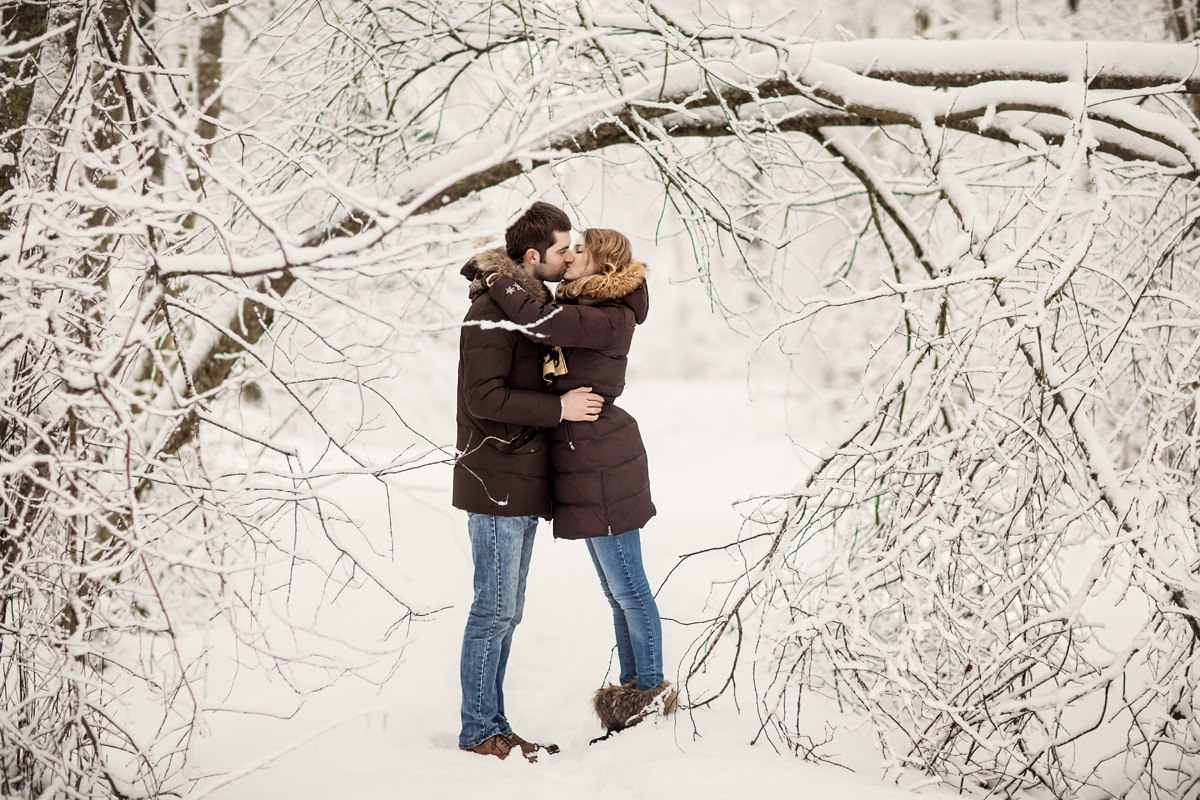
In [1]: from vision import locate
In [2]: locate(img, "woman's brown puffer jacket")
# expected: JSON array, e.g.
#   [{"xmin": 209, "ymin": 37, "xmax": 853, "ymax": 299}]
[{"xmin": 487, "ymin": 260, "xmax": 655, "ymax": 540}]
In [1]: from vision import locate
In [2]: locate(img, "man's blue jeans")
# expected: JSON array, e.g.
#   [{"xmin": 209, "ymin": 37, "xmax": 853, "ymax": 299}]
[
  {"xmin": 459, "ymin": 512, "xmax": 537, "ymax": 749},
  {"xmin": 585, "ymin": 529, "xmax": 663, "ymax": 691}
]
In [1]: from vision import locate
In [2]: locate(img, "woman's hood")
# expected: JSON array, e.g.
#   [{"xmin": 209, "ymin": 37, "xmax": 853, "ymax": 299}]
[{"xmin": 557, "ymin": 260, "xmax": 649, "ymax": 324}]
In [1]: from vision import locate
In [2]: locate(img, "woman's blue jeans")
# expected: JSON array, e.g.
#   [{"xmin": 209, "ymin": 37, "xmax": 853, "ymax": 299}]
[
  {"xmin": 585, "ymin": 529, "xmax": 663, "ymax": 691},
  {"xmin": 458, "ymin": 513, "xmax": 537, "ymax": 749}
]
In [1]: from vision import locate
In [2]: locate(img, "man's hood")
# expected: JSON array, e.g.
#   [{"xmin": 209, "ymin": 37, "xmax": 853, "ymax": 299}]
[{"xmin": 460, "ymin": 247, "xmax": 552, "ymax": 304}]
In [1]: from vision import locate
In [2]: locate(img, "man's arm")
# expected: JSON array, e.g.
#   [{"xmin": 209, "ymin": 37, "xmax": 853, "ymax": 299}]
[{"xmin": 487, "ymin": 276, "xmax": 622, "ymax": 349}]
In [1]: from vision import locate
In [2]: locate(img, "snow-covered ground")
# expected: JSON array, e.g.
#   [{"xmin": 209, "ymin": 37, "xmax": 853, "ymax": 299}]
[{"xmin": 185, "ymin": 359, "xmax": 957, "ymax": 799}]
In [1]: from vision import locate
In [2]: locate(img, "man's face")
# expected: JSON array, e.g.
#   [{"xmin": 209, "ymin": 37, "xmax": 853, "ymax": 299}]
[{"xmin": 525, "ymin": 230, "xmax": 574, "ymax": 282}]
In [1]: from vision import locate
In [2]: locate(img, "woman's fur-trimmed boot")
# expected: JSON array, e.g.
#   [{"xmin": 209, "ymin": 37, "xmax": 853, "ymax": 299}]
[{"xmin": 592, "ymin": 680, "xmax": 679, "ymax": 732}]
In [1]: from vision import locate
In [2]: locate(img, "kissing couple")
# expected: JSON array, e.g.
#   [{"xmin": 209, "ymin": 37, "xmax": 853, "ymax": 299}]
[{"xmin": 453, "ymin": 201, "xmax": 677, "ymax": 760}]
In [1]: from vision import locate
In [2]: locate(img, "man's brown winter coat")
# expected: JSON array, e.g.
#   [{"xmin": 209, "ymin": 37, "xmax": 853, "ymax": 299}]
[
  {"xmin": 487, "ymin": 259, "xmax": 655, "ymax": 539},
  {"xmin": 453, "ymin": 249, "xmax": 562, "ymax": 518}
]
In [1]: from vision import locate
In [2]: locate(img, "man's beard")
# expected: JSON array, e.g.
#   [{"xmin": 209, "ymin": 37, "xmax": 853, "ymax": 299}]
[{"xmin": 533, "ymin": 263, "xmax": 565, "ymax": 282}]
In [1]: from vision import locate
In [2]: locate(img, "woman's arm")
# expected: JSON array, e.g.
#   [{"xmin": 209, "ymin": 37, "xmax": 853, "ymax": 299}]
[{"xmin": 487, "ymin": 275, "xmax": 621, "ymax": 348}]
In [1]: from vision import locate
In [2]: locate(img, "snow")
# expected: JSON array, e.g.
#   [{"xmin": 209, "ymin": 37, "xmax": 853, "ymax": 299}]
[
  {"xmin": 808, "ymin": 40, "xmax": 1200, "ymax": 90},
  {"xmin": 187, "ymin": 369, "xmax": 948, "ymax": 798}
]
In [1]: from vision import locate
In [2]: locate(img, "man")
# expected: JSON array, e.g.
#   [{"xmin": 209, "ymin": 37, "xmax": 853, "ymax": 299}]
[{"xmin": 453, "ymin": 201, "xmax": 604, "ymax": 761}]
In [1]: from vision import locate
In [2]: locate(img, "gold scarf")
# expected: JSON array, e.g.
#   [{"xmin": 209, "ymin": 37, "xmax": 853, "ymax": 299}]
[{"xmin": 542, "ymin": 346, "xmax": 568, "ymax": 384}]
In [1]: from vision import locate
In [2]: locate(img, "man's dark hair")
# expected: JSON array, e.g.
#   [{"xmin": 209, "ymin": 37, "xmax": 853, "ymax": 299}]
[{"xmin": 505, "ymin": 202, "xmax": 572, "ymax": 264}]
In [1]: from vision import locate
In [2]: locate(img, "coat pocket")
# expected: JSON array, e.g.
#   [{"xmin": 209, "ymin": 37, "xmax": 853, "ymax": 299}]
[{"xmin": 476, "ymin": 421, "xmax": 540, "ymax": 454}]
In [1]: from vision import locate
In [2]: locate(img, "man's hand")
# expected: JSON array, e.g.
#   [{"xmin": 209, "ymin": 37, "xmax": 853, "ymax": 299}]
[{"xmin": 560, "ymin": 386, "xmax": 604, "ymax": 422}]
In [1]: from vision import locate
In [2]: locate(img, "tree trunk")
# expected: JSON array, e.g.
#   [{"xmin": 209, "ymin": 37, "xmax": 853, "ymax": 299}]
[
  {"xmin": 183, "ymin": 1, "xmax": 225, "ymax": 230},
  {"xmin": 0, "ymin": 3, "xmax": 50, "ymax": 228}
]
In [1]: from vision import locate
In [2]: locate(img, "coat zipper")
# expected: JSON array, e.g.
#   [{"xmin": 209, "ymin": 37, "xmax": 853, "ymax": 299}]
[
  {"xmin": 564, "ymin": 417, "xmax": 612, "ymax": 535},
  {"xmin": 600, "ymin": 470, "xmax": 613, "ymax": 535}
]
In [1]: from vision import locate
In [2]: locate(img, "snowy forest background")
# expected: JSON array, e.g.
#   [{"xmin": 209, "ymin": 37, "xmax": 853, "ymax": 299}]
[{"xmin": 5, "ymin": 0, "xmax": 1200, "ymax": 797}]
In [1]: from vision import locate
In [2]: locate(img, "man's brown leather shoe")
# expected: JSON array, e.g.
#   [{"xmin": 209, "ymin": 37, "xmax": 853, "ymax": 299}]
[
  {"xmin": 508, "ymin": 732, "xmax": 560, "ymax": 758},
  {"xmin": 462, "ymin": 733, "xmax": 515, "ymax": 760}
]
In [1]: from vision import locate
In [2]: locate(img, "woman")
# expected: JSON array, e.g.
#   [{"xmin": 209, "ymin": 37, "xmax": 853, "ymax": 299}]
[{"xmin": 483, "ymin": 228, "xmax": 677, "ymax": 734}]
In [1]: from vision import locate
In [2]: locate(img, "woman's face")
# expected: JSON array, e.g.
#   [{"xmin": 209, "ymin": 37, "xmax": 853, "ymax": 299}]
[{"xmin": 563, "ymin": 238, "xmax": 602, "ymax": 281}]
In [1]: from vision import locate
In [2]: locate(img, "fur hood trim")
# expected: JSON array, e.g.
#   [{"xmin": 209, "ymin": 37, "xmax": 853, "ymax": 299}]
[
  {"xmin": 461, "ymin": 247, "xmax": 552, "ymax": 304},
  {"xmin": 557, "ymin": 260, "xmax": 646, "ymax": 303}
]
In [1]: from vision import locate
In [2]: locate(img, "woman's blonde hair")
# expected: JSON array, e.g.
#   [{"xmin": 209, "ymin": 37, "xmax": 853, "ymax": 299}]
[
  {"xmin": 583, "ymin": 228, "xmax": 632, "ymax": 276},
  {"xmin": 558, "ymin": 228, "xmax": 633, "ymax": 300}
]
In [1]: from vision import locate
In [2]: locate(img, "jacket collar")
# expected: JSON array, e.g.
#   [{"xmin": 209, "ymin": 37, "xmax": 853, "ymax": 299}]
[
  {"xmin": 557, "ymin": 260, "xmax": 649, "ymax": 324},
  {"xmin": 556, "ymin": 259, "xmax": 646, "ymax": 303},
  {"xmin": 461, "ymin": 247, "xmax": 552, "ymax": 304}
]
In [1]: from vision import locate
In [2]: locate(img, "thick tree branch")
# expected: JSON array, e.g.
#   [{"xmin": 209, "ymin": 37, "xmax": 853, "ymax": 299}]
[
  {"xmin": 151, "ymin": 39, "xmax": 1200, "ymax": 478},
  {"xmin": 802, "ymin": 39, "xmax": 1200, "ymax": 91}
]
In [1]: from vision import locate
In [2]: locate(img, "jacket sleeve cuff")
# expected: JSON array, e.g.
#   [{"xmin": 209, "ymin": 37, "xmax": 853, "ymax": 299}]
[{"xmin": 535, "ymin": 392, "xmax": 564, "ymax": 427}]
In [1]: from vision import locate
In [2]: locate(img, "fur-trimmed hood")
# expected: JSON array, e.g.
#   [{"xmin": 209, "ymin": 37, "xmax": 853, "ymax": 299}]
[
  {"xmin": 557, "ymin": 259, "xmax": 649, "ymax": 324},
  {"xmin": 460, "ymin": 247, "xmax": 553, "ymax": 304}
]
